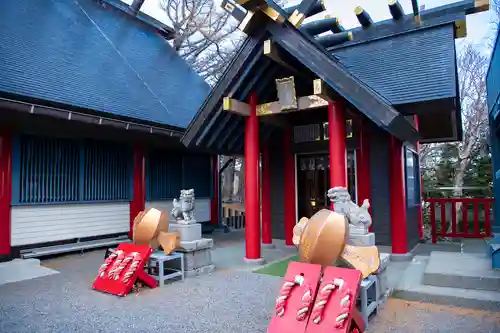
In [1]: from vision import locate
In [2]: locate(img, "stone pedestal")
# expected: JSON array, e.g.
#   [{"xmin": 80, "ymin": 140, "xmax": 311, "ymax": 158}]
[
  {"xmin": 373, "ymin": 253, "xmax": 390, "ymax": 301},
  {"xmin": 169, "ymin": 222, "xmax": 202, "ymax": 242},
  {"xmin": 348, "ymin": 232, "xmax": 375, "ymax": 246},
  {"xmin": 177, "ymin": 238, "xmax": 215, "ymax": 277}
]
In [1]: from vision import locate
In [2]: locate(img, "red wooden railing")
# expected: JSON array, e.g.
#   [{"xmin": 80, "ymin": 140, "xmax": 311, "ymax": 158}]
[{"xmin": 424, "ymin": 198, "xmax": 494, "ymax": 243}]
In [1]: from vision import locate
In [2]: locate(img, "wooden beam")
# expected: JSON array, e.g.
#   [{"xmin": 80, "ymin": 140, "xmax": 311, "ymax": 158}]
[
  {"xmin": 455, "ymin": 19, "xmax": 467, "ymax": 38},
  {"xmin": 264, "ymin": 40, "xmax": 303, "ymax": 76},
  {"xmin": 261, "ymin": 5, "xmax": 286, "ymax": 24},
  {"xmin": 313, "ymin": 79, "xmax": 336, "ymax": 103},
  {"xmin": 234, "ymin": 0, "xmax": 266, "ymax": 11},
  {"xmin": 287, "ymin": 0, "xmax": 326, "ymax": 27},
  {"xmin": 223, "ymin": 97, "xmax": 250, "ymax": 116},
  {"xmin": 221, "ymin": 0, "xmax": 247, "ymax": 22},
  {"xmin": 256, "ymin": 95, "xmax": 328, "ymax": 116},
  {"xmin": 472, "ymin": 0, "xmax": 490, "ymax": 13}
]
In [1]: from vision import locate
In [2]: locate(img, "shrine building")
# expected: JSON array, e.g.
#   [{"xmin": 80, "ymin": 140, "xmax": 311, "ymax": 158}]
[
  {"xmin": 0, "ymin": 0, "xmax": 215, "ymax": 261},
  {"xmin": 182, "ymin": 0, "xmax": 489, "ymax": 261}
]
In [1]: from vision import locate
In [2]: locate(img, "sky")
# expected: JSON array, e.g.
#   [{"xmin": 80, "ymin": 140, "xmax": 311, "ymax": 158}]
[{"xmin": 123, "ymin": 0, "xmax": 496, "ymax": 53}]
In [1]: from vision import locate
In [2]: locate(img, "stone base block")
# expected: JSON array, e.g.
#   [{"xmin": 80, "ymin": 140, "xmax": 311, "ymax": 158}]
[
  {"xmin": 244, "ymin": 257, "xmax": 266, "ymax": 265},
  {"xmin": 349, "ymin": 225, "xmax": 370, "ymax": 235},
  {"xmin": 169, "ymin": 223, "xmax": 202, "ymax": 242},
  {"xmin": 178, "ymin": 238, "xmax": 214, "ymax": 252},
  {"xmin": 348, "ymin": 233, "xmax": 375, "ymax": 246},
  {"xmin": 376, "ymin": 253, "xmax": 390, "ymax": 273},
  {"xmin": 185, "ymin": 264, "xmax": 215, "ymax": 278},
  {"xmin": 390, "ymin": 252, "xmax": 413, "ymax": 262},
  {"xmin": 376, "ymin": 269, "xmax": 389, "ymax": 300},
  {"xmin": 184, "ymin": 248, "xmax": 212, "ymax": 271}
]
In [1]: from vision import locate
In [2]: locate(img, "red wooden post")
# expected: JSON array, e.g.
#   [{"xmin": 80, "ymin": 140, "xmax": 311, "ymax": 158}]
[
  {"xmin": 451, "ymin": 201, "xmax": 457, "ymax": 237},
  {"xmin": 462, "ymin": 202, "xmax": 469, "ymax": 236},
  {"xmin": 244, "ymin": 92, "xmax": 262, "ymax": 260},
  {"xmin": 440, "ymin": 200, "xmax": 446, "ymax": 238},
  {"xmin": 430, "ymin": 201, "xmax": 437, "ymax": 243},
  {"xmin": 473, "ymin": 202, "xmax": 480, "ymax": 237},
  {"xmin": 129, "ymin": 146, "xmax": 145, "ymax": 239},
  {"xmin": 262, "ymin": 144, "xmax": 272, "ymax": 245},
  {"xmin": 356, "ymin": 119, "xmax": 372, "ymax": 230},
  {"xmin": 484, "ymin": 199, "xmax": 492, "ymax": 237},
  {"xmin": 389, "ymin": 136, "xmax": 408, "ymax": 255},
  {"xmin": 210, "ymin": 155, "xmax": 219, "ymax": 225},
  {"xmin": 0, "ymin": 131, "xmax": 12, "ymax": 256},
  {"xmin": 284, "ymin": 128, "xmax": 297, "ymax": 246},
  {"xmin": 328, "ymin": 102, "xmax": 347, "ymax": 210}
]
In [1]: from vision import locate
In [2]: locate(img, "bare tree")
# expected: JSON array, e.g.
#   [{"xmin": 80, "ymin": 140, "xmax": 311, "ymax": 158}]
[
  {"xmin": 493, "ymin": 0, "xmax": 500, "ymax": 28},
  {"xmin": 161, "ymin": 0, "xmax": 242, "ymax": 84},
  {"xmin": 420, "ymin": 43, "xmax": 489, "ymax": 197},
  {"xmin": 452, "ymin": 43, "xmax": 490, "ymax": 196}
]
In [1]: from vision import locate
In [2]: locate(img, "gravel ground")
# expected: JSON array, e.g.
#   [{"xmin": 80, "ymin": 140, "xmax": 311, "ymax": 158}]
[{"xmin": 0, "ymin": 250, "xmax": 499, "ymax": 333}]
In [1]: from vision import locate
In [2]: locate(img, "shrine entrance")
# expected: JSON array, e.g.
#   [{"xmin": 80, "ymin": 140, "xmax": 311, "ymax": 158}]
[{"xmin": 296, "ymin": 151, "xmax": 357, "ymax": 219}]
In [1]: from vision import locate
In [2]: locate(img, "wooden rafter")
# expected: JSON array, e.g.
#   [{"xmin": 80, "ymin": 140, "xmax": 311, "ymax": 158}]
[
  {"xmin": 313, "ymin": 79, "xmax": 336, "ymax": 103},
  {"xmin": 223, "ymin": 97, "xmax": 250, "ymax": 116},
  {"xmin": 264, "ymin": 40, "xmax": 310, "ymax": 79},
  {"xmin": 473, "ymin": 0, "xmax": 490, "ymax": 13}
]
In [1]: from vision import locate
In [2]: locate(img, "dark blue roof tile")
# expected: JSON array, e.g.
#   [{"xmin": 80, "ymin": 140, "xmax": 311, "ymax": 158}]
[{"xmin": 0, "ymin": 0, "xmax": 210, "ymax": 128}]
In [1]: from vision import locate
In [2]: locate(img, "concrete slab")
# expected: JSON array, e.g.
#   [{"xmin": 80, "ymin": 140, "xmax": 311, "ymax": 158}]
[
  {"xmin": 423, "ymin": 252, "xmax": 500, "ymax": 291},
  {"xmin": 0, "ymin": 259, "xmax": 59, "ymax": 286},
  {"xmin": 211, "ymin": 238, "xmax": 297, "ymax": 272},
  {"xmin": 391, "ymin": 255, "xmax": 500, "ymax": 311}
]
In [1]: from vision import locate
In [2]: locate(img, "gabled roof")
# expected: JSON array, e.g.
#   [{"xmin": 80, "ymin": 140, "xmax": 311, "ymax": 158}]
[
  {"xmin": 182, "ymin": 0, "xmax": 486, "ymax": 151},
  {"xmin": 0, "ymin": 0, "xmax": 210, "ymax": 129},
  {"xmin": 182, "ymin": 14, "xmax": 419, "ymax": 151}
]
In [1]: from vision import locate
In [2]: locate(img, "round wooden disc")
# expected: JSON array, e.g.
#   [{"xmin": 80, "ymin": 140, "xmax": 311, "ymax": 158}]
[
  {"xmin": 298, "ymin": 209, "xmax": 348, "ymax": 267},
  {"xmin": 133, "ymin": 208, "xmax": 162, "ymax": 244}
]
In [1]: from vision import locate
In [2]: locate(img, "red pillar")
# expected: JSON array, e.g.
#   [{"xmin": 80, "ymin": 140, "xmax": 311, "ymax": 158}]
[
  {"xmin": 0, "ymin": 132, "xmax": 12, "ymax": 256},
  {"xmin": 210, "ymin": 155, "xmax": 219, "ymax": 226},
  {"xmin": 129, "ymin": 146, "xmax": 145, "ymax": 239},
  {"xmin": 328, "ymin": 102, "xmax": 347, "ymax": 209},
  {"xmin": 283, "ymin": 128, "xmax": 296, "ymax": 246},
  {"xmin": 261, "ymin": 145, "xmax": 272, "ymax": 245},
  {"xmin": 414, "ymin": 116, "xmax": 425, "ymax": 240},
  {"xmin": 244, "ymin": 92, "xmax": 262, "ymax": 260},
  {"xmin": 356, "ymin": 120, "xmax": 372, "ymax": 230},
  {"xmin": 389, "ymin": 136, "xmax": 409, "ymax": 255}
]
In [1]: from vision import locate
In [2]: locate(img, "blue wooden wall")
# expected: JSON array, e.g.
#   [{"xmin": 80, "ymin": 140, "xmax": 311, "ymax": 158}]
[
  {"xmin": 488, "ymin": 27, "xmax": 500, "ymax": 235},
  {"xmin": 11, "ymin": 135, "xmax": 132, "ymax": 204},
  {"xmin": 146, "ymin": 150, "xmax": 212, "ymax": 200},
  {"xmin": 11, "ymin": 135, "xmax": 214, "ymax": 205}
]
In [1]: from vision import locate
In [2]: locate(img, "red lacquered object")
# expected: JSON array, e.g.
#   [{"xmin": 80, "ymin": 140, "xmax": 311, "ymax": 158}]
[
  {"xmin": 306, "ymin": 266, "xmax": 364, "ymax": 333},
  {"xmin": 268, "ymin": 262, "xmax": 323, "ymax": 333},
  {"xmin": 92, "ymin": 243, "xmax": 157, "ymax": 296}
]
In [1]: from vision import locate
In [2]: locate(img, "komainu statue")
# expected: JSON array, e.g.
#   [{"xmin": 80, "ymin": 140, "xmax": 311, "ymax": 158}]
[
  {"xmin": 327, "ymin": 187, "xmax": 372, "ymax": 233},
  {"xmin": 171, "ymin": 189, "xmax": 195, "ymax": 223}
]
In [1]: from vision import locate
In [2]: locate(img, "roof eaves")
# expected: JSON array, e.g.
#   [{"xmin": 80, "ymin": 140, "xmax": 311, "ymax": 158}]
[
  {"xmin": 267, "ymin": 21, "xmax": 419, "ymax": 144},
  {"xmin": 182, "ymin": 31, "xmax": 267, "ymax": 147},
  {"xmin": 101, "ymin": 0, "xmax": 176, "ymax": 39}
]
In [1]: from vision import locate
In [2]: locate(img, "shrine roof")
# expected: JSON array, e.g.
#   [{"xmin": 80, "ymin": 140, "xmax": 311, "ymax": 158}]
[
  {"xmin": 0, "ymin": 0, "xmax": 210, "ymax": 130},
  {"xmin": 182, "ymin": 0, "xmax": 486, "ymax": 153}
]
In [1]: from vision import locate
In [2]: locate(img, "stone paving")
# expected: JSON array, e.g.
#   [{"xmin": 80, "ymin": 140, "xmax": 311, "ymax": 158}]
[{"xmin": 0, "ymin": 237, "xmax": 499, "ymax": 332}]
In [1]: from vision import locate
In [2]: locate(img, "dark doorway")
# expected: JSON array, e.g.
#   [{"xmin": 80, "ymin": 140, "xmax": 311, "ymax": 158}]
[{"xmin": 296, "ymin": 152, "xmax": 357, "ymax": 219}]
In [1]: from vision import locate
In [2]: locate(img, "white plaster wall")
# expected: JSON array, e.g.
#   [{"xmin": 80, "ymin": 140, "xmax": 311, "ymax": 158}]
[
  {"xmin": 11, "ymin": 203, "xmax": 130, "ymax": 246},
  {"xmin": 145, "ymin": 198, "xmax": 211, "ymax": 222}
]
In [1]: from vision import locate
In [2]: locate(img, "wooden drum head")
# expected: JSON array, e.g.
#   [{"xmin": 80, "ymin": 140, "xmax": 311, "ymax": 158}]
[{"xmin": 298, "ymin": 209, "xmax": 348, "ymax": 267}]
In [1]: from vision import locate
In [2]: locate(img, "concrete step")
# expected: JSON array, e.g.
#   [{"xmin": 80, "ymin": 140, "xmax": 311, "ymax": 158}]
[
  {"xmin": 422, "ymin": 251, "xmax": 500, "ymax": 292},
  {"xmin": 392, "ymin": 255, "xmax": 500, "ymax": 311},
  {"xmin": 20, "ymin": 236, "xmax": 130, "ymax": 259},
  {"xmin": 394, "ymin": 285, "xmax": 500, "ymax": 312}
]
